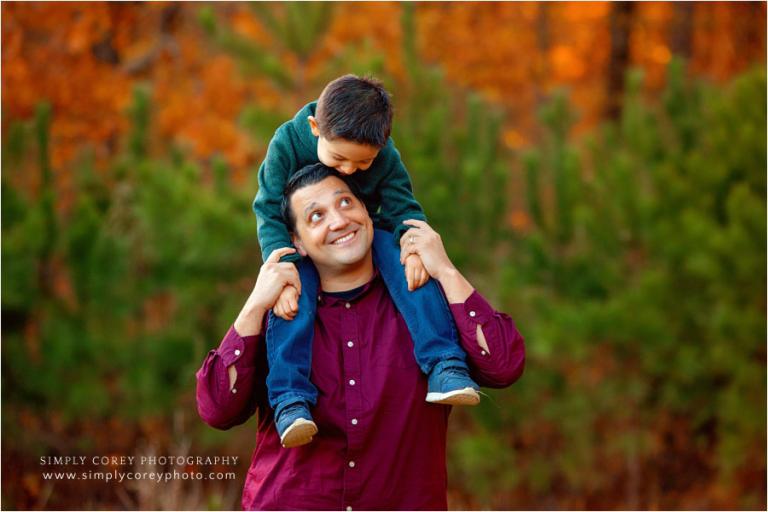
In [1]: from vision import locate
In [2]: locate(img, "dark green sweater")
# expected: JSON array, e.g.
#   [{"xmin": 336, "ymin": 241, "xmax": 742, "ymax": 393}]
[{"xmin": 253, "ymin": 101, "xmax": 426, "ymax": 262}]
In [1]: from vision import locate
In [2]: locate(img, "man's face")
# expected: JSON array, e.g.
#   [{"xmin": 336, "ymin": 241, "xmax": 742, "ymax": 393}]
[
  {"xmin": 290, "ymin": 176, "xmax": 374, "ymax": 271},
  {"xmin": 309, "ymin": 116, "xmax": 380, "ymax": 175}
]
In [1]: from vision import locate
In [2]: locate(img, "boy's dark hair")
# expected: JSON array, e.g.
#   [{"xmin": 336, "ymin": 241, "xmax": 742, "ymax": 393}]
[
  {"xmin": 281, "ymin": 163, "xmax": 361, "ymax": 232},
  {"xmin": 315, "ymin": 74, "xmax": 393, "ymax": 148}
]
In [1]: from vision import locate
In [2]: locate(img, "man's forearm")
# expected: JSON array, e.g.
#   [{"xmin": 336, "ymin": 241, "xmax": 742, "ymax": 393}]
[
  {"xmin": 436, "ymin": 267, "xmax": 474, "ymax": 304},
  {"xmin": 234, "ymin": 304, "xmax": 267, "ymax": 337}
]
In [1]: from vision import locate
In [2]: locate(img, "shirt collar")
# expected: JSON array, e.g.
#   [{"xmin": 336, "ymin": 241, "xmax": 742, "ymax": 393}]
[{"xmin": 318, "ymin": 268, "xmax": 381, "ymax": 307}]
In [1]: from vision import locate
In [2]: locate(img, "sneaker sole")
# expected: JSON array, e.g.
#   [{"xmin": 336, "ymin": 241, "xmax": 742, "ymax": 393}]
[
  {"xmin": 280, "ymin": 418, "xmax": 318, "ymax": 448},
  {"xmin": 425, "ymin": 387, "xmax": 480, "ymax": 406}
]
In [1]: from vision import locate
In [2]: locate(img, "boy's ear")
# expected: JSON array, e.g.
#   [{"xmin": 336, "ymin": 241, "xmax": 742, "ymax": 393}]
[
  {"xmin": 292, "ymin": 233, "xmax": 308, "ymax": 257},
  {"xmin": 307, "ymin": 116, "xmax": 320, "ymax": 137}
]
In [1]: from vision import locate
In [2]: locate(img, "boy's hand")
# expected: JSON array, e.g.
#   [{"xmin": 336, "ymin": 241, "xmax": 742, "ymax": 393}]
[
  {"xmin": 273, "ymin": 284, "xmax": 300, "ymax": 321},
  {"xmin": 403, "ymin": 253, "xmax": 430, "ymax": 291}
]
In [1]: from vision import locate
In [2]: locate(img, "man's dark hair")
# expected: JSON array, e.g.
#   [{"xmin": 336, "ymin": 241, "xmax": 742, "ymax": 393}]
[
  {"xmin": 281, "ymin": 163, "xmax": 361, "ymax": 232},
  {"xmin": 315, "ymin": 74, "xmax": 393, "ymax": 148}
]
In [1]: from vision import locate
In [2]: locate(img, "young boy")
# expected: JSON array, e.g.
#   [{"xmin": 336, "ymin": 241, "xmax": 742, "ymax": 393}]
[{"xmin": 253, "ymin": 75, "xmax": 480, "ymax": 449}]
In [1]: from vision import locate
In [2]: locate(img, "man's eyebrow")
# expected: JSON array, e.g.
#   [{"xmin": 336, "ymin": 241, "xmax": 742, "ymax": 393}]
[
  {"xmin": 302, "ymin": 190, "xmax": 349, "ymax": 216},
  {"xmin": 303, "ymin": 201, "xmax": 318, "ymax": 217}
]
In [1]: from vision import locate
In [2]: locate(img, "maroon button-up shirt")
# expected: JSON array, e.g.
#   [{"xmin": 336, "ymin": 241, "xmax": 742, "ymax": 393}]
[{"xmin": 196, "ymin": 274, "xmax": 525, "ymax": 511}]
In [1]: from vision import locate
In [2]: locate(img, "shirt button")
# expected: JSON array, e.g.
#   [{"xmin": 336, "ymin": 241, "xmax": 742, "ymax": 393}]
[
  {"xmin": 348, "ymin": 461, "xmax": 355, "ymax": 468},
  {"xmin": 351, "ymin": 418, "xmax": 358, "ymax": 425},
  {"xmin": 347, "ymin": 507, "xmax": 353, "ymax": 512},
  {"xmin": 231, "ymin": 388, "xmax": 237, "ymax": 394},
  {"xmin": 347, "ymin": 341, "xmax": 354, "ymax": 348},
  {"xmin": 345, "ymin": 302, "xmax": 351, "ymax": 309},
  {"xmin": 481, "ymin": 350, "xmax": 487, "ymax": 356},
  {"xmin": 349, "ymin": 379, "xmax": 356, "ymax": 386},
  {"xmin": 469, "ymin": 310, "xmax": 477, "ymax": 318},
  {"xmin": 234, "ymin": 349, "xmax": 241, "ymax": 356}
]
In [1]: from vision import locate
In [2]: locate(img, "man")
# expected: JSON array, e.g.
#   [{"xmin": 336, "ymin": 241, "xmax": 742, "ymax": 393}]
[{"xmin": 195, "ymin": 164, "xmax": 525, "ymax": 510}]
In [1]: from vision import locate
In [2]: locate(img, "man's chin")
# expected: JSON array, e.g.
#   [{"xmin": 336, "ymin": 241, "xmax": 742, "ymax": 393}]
[{"xmin": 330, "ymin": 244, "xmax": 368, "ymax": 265}]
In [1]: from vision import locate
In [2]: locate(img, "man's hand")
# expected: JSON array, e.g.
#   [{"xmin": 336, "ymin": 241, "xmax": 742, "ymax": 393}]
[
  {"xmin": 403, "ymin": 253, "xmax": 430, "ymax": 291},
  {"xmin": 399, "ymin": 219, "xmax": 474, "ymax": 303},
  {"xmin": 234, "ymin": 247, "xmax": 301, "ymax": 336},
  {"xmin": 400, "ymin": 220, "xmax": 456, "ymax": 281},
  {"xmin": 273, "ymin": 285, "xmax": 299, "ymax": 320}
]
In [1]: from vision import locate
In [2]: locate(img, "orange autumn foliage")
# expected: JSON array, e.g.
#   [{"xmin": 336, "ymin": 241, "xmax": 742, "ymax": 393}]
[{"xmin": 3, "ymin": 2, "xmax": 765, "ymax": 175}]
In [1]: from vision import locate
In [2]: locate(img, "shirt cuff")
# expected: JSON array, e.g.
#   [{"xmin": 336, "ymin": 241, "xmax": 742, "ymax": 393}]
[
  {"xmin": 449, "ymin": 290, "xmax": 494, "ymax": 328},
  {"xmin": 219, "ymin": 326, "xmax": 260, "ymax": 367}
]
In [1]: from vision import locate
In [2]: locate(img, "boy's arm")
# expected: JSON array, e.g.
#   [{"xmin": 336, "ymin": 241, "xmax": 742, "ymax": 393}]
[
  {"xmin": 253, "ymin": 131, "xmax": 301, "ymax": 263},
  {"xmin": 377, "ymin": 141, "xmax": 427, "ymax": 245}
]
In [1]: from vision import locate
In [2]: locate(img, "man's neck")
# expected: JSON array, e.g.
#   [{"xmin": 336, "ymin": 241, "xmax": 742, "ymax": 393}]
[{"xmin": 317, "ymin": 253, "xmax": 375, "ymax": 292}]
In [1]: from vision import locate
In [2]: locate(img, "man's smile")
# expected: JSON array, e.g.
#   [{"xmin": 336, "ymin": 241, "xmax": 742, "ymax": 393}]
[{"xmin": 329, "ymin": 229, "xmax": 358, "ymax": 245}]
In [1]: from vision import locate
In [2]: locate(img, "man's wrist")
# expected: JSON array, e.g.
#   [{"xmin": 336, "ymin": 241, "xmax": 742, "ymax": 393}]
[
  {"xmin": 234, "ymin": 304, "xmax": 267, "ymax": 337},
  {"xmin": 434, "ymin": 265, "xmax": 459, "ymax": 283},
  {"xmin": 436, "ymin": 266, "xmax": 474, "ymax": 304}
]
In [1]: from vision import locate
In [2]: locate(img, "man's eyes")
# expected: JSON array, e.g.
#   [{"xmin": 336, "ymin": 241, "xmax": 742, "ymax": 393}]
[
  {"xmin": 310, "ymin": 212, "xmax": 323, "ymax": 222},
  {"xmin": 340, "ymin": 197, "xmax": 352, "ymax": 207}
]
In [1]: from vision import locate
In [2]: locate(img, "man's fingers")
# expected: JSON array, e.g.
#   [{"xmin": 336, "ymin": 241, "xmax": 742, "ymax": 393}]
[
  {"xmin": 402, "ymin": 228, "xmax": 420, "ymax": 242},
  {"xmin": 402, "ymin": 219, "xmax": 429, "ymax": 230},
  {"xmin": 400, "ymin": 244, "xmax": 416, "ymax": 264},
  {"xmin": 279, "ymin": 266, "xmax": 301, "ymax": 293},
  {"xmin": 266, "ymin": 247, "xmax": 296, "ymax": 264}
]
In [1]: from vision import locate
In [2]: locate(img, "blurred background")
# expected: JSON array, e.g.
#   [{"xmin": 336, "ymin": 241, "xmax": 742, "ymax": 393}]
[{"xmin": 2, "ymin": 2, "xmax": 765, "ymax": 510}]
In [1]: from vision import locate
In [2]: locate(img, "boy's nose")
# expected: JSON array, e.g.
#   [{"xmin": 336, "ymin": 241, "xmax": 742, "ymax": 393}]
[{"xmin": 338, "ymin": 164, "xmax": 355, "ymax": 174}]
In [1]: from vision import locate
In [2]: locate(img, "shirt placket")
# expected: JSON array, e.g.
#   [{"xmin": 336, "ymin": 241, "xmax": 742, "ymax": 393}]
[{"xmin": 339, "ymin": 299, "xmax": 364, "ymax": 510}]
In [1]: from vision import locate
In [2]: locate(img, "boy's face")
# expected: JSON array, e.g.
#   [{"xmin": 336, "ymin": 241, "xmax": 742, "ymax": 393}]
[{"xmin": 308, "ymin": 116, "xmax": 380, "ymax": 175}]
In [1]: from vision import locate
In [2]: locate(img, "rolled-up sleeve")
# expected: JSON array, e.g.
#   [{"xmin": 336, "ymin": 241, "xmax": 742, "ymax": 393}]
[
  {"xmin": 450, "ymin": 291, "xmax": 525, "ymax": 388},
  {"xmin": 195, "ymin": 326, "xmax": 265, "ymax": 430}
]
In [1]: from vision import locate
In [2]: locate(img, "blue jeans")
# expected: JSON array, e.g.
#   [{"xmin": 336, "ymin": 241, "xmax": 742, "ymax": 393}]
[{"xmin": 265, "ymin": 228, "xmax": 467, "ymax": 412}]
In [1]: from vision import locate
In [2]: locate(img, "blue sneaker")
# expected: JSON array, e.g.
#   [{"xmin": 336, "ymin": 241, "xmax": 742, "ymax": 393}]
[
  {"xmin": 425, "ymin": 361, "xmax": 480, "ymax": 406},
  {"xmin": 275, "ymin": 401, "xmax": 318, "ymax": 448}
]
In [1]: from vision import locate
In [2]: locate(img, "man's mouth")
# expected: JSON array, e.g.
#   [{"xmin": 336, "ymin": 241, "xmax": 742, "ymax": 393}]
[{"xmin": 330, "ymin": 230, "xmax": 357, "ymax": 245}]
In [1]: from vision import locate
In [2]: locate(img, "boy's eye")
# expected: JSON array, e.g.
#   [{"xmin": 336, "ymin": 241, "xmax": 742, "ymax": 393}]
[
  {"xmin": 310, "ymin": 212, "xmax": 323, "ymax": 223},
  {"xmin": 340, "ymin": 197, "xmax": 352, "ymax": 207}
]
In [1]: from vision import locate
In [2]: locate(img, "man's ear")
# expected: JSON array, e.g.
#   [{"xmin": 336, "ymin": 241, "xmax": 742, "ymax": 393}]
[
  {"xmin": 292, "ymin": 233, "xmax": 308, "ymax": 257},
  {"xmin": 307, "ymin": 116, "xmax": 320, "ymax": 137}
]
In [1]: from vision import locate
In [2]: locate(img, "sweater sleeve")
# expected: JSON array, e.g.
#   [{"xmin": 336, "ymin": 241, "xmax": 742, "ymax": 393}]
[
  {"xmin": 377, "ymin": 141, "xmax": 427, "ymax": 246},
  {"xmin": 253, "ymin": 128, "xmax": 302, "ymax": 263}
]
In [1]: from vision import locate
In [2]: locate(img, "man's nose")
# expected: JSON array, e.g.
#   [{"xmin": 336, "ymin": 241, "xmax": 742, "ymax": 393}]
[
  {"xmin": 339, "ymin": 163, "xmax": 355, "ymax": 174},
  {"xmin": 327, "ymin": 208, "xmax": 350, "ymax": 229}
]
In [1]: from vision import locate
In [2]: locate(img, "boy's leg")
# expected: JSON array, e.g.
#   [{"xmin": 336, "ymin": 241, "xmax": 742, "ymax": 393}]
[
  {"xmin": 372, "ymin": 228, "xmax": 478, "ymax": 404},
  {"xmin": 265, "ymin": 258, "xmax": 320, "ymax": 446}
]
